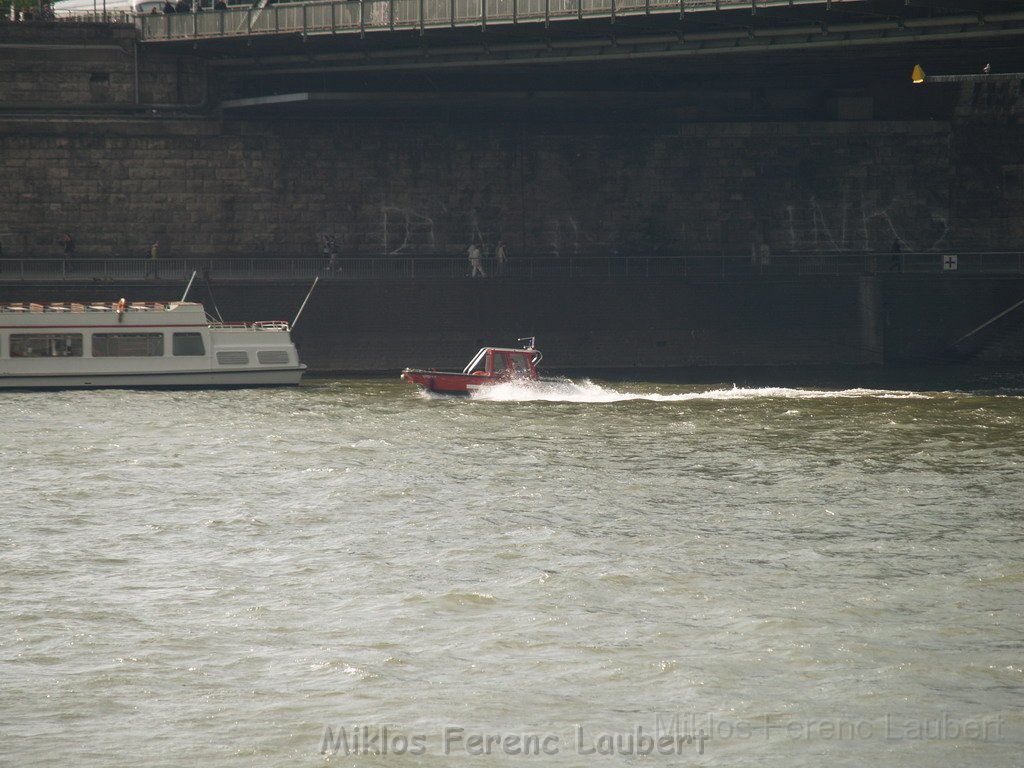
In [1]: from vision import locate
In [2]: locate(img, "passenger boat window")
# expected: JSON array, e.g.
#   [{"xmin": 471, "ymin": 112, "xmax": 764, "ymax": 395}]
[
  {"xmin": 92, "ymin": 333, "xmax": 164, "ymax": 357},
  {"xmin": 10, "ymin": 333, "xmax": 83, "ymax": 358},
  {"xmin": 216, "ymin": 351, "xmax": 249, "ymax": 365},
  {"xmin": 172, "ymin": 332, "xmax": 205, "ymax": 356}
]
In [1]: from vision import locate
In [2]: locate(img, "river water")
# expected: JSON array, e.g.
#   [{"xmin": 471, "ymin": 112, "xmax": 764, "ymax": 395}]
[{"xmin": 2, "ymin": 375, "xmax": 1022, "ymax": 767}]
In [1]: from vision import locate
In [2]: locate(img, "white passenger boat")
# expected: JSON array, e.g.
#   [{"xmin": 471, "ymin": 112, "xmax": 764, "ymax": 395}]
[{"xmin": 0, "ymin": 300, "xmax": 305, "ymax": 389}]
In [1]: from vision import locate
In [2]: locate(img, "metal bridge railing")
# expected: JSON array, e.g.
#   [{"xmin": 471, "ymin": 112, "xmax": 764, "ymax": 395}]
[
  {"xmin": 135, "ymin": 0, "xmax": 835, "ymax": 42},
  {"xmin": 1, "ymin": 253, "xmax": 1022, "ymax": 281}
]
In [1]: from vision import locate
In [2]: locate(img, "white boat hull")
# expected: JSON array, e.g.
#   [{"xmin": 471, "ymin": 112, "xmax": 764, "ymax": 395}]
[{"xmin": 0, "ymin": 366, "xmax": 306, "ymax": 390}]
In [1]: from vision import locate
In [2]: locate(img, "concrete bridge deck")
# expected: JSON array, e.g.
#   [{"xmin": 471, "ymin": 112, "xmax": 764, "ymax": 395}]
[{"xmin": 126, "ymin": 0, "xmax": 1024, "ymax": 69}]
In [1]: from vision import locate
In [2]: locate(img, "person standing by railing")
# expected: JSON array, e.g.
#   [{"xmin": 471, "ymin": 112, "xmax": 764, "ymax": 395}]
[
  {"xmin": 146, "ymin": 241, "xmax": 160, "ymax": 279},
  {"xmin": 889, "ymin": 238, "xmax": 903, "ymax": 273},
  {"xmin": 495, "ymin": 240, "xmax": 508, "ymax": 276},
  {"xmin": 59, "ymin": 232, "xmax": 75, "ymax": 274}
]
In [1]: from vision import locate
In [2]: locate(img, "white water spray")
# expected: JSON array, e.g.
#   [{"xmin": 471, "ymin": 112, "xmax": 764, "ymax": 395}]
[{"xmin": 465, "ymin": 379, "xmax": 929, "ymax": 403}]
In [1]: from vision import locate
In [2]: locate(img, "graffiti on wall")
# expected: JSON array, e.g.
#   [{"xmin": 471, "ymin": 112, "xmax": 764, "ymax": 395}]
[
  {"xmin": 779, "ymin": 187, "xmax": 949, "ymax": 254},
  {"xmin": 381, "ymin": 204, "xmax": 437, "ymax": 255}
]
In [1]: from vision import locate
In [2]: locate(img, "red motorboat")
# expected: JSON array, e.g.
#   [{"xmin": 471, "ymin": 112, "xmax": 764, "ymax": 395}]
[{"xmin": 401, "ymin": 339, "xmax": 543, "ymax": 395}]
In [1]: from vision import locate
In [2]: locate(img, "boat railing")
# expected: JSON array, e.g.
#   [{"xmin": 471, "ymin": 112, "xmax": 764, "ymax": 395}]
[
  {"xmin": 462, "ymin": 347, "xmax": 488, "ymax": 375},
  {"xmin": 208, "ymin": 320, "xmax": 292, "ymax": 331},
  {"xmin": 0, "ymin": 300, "xmax": 174, "ymax": 313},
  {"xmin": 2, "ymin": 252, "xmax": 1024, "ymax": 281}
]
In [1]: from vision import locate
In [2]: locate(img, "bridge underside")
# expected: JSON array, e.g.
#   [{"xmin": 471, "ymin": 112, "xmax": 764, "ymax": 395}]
[{"xmin": 140, "ymin": 0, "xmax": 1024, "ymax": 111}]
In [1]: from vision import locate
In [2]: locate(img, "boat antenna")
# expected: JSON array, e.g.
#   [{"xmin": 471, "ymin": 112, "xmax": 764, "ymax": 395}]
[
  {"xmin": 291, "ymin": 276, "xmax": 320, "ymax": 330},
  {"xmin": 180, "ymin": 270, "xmax": 198, "ymax": 302},
  {"xmin": 203, "ymin": 270, "xmax": 224, "ymax": 323},
  {"xmin": 518, "ymin": 336, "xmax": 536, "ymax": 349}
]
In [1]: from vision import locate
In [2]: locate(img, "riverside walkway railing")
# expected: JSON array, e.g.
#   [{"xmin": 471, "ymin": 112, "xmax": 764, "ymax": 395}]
[
  {"xmin": 2, "ymin": 253, "xmax": 1022, "ymax": 281},
  {"xmin": 134, "ymin": 0, "xmax": 836, "ymax": 42}
]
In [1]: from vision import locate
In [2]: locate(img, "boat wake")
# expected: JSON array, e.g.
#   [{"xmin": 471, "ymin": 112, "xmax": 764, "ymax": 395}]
[{"xmin": 468, "ymin": 379, "xmax": 930, "ymax": 403}]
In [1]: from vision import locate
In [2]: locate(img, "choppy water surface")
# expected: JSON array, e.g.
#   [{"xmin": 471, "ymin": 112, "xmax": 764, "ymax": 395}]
[{"xmin": 2, "ymin": 377, "xmax": 1023, "ymax": 767}]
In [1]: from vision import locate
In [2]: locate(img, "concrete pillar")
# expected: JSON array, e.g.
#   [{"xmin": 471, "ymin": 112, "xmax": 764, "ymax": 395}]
[{"xmin": 858, "ymin": 275, "xmax": 884, "ymax": 364}]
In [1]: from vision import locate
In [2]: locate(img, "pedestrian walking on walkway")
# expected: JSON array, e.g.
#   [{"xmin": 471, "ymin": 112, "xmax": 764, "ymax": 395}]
[{"xmin": 468, "ymin": 243, "xmax": 486, "ymax": 278}]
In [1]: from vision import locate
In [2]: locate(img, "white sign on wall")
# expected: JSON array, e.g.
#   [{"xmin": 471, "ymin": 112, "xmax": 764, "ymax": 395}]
[{"xmin": 942, "ymin": 254, "xmax": 958, "ymax": 271}]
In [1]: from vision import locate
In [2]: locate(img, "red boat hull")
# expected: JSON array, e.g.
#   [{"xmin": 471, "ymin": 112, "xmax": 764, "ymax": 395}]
[{"xmin": 401, "ymin": 369, "xmax": 509, "ymax": 395}]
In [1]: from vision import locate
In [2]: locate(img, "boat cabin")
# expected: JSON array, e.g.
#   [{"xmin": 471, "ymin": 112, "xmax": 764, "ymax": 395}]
[{"xmin": 463, "ymin": 347, "xmax": 537, "ymax": 379}]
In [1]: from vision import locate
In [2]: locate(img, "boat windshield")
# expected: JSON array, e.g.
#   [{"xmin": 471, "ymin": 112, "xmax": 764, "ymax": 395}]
[
  {"xmin": 494, "ymin": 351, "xmax": 529, "ymax": 377},
  {"xmin": 462, "ymin": 348, "xmax": 489, "ymax": 375},
  {"xmin": 510, "ymin": 353, "xmax": 530, "ymax": 377},
  {"xmin": 493, "ymin": 352, "xmax": 513, "ymax": 375}
]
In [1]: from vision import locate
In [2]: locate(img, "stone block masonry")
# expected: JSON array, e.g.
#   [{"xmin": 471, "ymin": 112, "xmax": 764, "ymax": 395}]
[
  {"xmin": 0, "ymin": 22, "xmax": 202, "ymax": 108},
  {"xmin": 0, "ymin": 115, "xmax": 969, "ymax": 260}
]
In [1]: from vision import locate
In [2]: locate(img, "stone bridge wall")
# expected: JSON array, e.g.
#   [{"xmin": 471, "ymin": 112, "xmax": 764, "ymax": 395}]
[
  {"xmin": 3, "ymin": 114, "xmax": 1015, "ymax": 261},
  {"xmin": 1, "ymin": 25, "xmax": 1021, "ymax": 264},
  {"xmin": 0, "ymin": 22, "xmax": 201, "ymax": 107}
]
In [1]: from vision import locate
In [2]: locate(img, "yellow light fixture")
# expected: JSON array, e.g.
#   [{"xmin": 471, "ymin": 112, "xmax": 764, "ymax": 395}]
[{"xmin": 912, "ymin": 64, "xmax": 926, "ymax": 84}]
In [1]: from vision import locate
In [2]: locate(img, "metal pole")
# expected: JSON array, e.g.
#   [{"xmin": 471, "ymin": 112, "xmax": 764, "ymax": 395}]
[
  {"xmin": 133, "ymin": 41, "xmax": 140, "ymax": 104},
  {"xmin": 181, "ymin": 270, "xmax": 198, "ymax": 302}
]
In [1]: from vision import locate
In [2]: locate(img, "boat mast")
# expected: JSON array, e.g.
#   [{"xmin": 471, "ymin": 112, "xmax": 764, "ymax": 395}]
[
  {"xmin": 291, "ymin": 276, "xmax": 320, "ymax": 330},
  {"xmin": 180, "ymin": 270, "xmax": 198, "ymax": 302}
]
